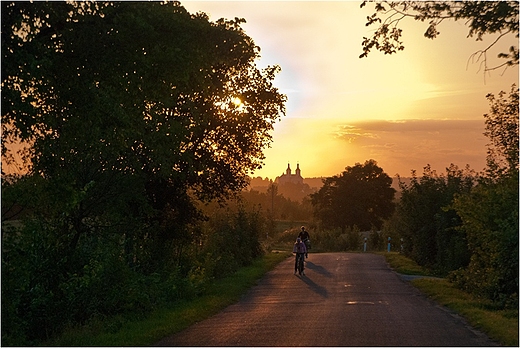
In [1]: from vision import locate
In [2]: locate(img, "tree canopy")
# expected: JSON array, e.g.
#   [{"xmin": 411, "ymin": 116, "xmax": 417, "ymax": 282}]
[
  {"xmin": 360, "ymin": 1, "xmax": 519, "ymax": 73},
  {"xmin": 2, "ymin": 1, "xmax": 286, "ymax": 198},
  {"xmin": 2, "ymin": 1, "xmax": 287, "ymax": 254},
  {"xmin": 311, "ymin": 159, "xmax": 395, "ymax": 231}
]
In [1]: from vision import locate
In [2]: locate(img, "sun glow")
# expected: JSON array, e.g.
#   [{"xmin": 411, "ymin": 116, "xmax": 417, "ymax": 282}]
[
  {"xmin": 179, "ymin": 1, "xmax": 519, "ymax": 180},
  {"xmin": 231, "ymin": 96, "xmax": 242, "ymax": 107}
]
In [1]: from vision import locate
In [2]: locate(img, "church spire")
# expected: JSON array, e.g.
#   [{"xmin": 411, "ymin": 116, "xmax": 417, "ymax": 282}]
[{"xmin": 286, "ymin": 162, "xmax": 291, "ymax": 175}]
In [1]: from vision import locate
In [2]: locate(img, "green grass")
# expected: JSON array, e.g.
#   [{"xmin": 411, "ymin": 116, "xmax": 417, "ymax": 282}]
[
  {"xmin": 382, "ymin": 252, "xmax": 519, "ymax": 347},
  {"xmin": 378, "ymin": 251, "xmax": 432, "ymax": 275},
  {"xmin": 48, "ymin": 251, "xmax": 291, "ymax": 346}
]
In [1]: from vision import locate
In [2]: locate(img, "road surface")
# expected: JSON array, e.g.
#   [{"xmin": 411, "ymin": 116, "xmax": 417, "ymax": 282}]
[{"xmin": 155, "ymin": 253, "xmax": 496, "ymax": 346}]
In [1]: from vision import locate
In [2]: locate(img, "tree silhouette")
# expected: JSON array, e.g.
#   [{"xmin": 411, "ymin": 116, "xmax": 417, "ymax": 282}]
[
  {"xmin": 2, "ymin": 2, "xmax": 286, "ymax": 196},
  {"xmin": 311, "ymin": 159, "xmax": 395, "ymax": 231},
  {"xmin": 2, "ymin": 1, "xmax": 286, "ymax": 255},
  {"xmin": 360, "ymin": 1, "xmax": 519, "ymax": 74},
  {"xmin": 483, "ymin": 84, "xmax": 519, "ymax": 178}
]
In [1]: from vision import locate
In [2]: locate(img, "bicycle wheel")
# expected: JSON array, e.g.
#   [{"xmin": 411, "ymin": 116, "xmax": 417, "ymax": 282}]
[{"xmin": 298, "ymin": 254, "xmax": 304, "ymax": 275}]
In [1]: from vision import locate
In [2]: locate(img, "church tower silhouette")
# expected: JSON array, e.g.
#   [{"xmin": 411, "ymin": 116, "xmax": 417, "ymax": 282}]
[{"xmin": 276, "ymin": 162, "xmax": 303, "ymax": 185}]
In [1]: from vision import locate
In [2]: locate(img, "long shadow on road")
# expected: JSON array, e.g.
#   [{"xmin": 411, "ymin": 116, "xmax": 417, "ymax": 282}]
[
  {"xmin": 305, "ymin": 260, "xmax": 332, "ymax": 278},
  {"xmin": 294, "ymin": 260, "xmax": 330, "ymax": 298},
  {"xmin": 297, "ymin": 274, "xmax": 329, "ymax": 297}
]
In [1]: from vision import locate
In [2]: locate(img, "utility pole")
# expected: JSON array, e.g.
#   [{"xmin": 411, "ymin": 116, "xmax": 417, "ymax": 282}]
[{"xmin": 268, "ymin": 179, "xmax": 275, "ymax": 239}]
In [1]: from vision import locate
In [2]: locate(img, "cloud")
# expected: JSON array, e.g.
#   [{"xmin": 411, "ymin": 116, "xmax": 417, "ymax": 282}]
[
  {"xmin": 341, "ymin": 119, "xmax": 484, "ymax": 132},
  {"xmin": 334, "ymin": 119, "xmax": 488, "ymax": 176},
  {"xmin": 335, "ymin": 125, "xmax": 380, "ymax": 143},
  {"xmin": 262, "ymin": 117, "xmax": 489, "ymax": 178}
]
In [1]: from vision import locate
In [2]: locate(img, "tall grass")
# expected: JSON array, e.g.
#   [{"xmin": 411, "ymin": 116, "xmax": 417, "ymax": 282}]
[{"xmin": 380, "ymin": 251, "xmax": 432, "ymax": 275}]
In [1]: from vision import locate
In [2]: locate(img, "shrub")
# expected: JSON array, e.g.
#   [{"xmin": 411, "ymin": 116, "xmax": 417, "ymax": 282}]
[{"xmin": 450, "ymin": 174, "xmax": 519, "ymax": 307}]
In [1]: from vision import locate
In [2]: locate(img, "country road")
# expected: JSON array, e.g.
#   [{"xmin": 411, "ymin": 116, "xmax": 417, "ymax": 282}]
[{"xmin": 155, "ymin": 253, "xmax": 496, "ymax": 346}]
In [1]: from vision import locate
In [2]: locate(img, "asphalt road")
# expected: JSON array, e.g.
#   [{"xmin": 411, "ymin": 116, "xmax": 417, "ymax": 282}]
[{"xmin": 155, "ymin": 253, "xmax": 497, "ymax": 346}]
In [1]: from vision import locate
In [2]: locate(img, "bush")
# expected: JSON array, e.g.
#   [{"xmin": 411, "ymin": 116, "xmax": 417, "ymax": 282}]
[
  {"xmin": 450, "ymin": 174, "xmax": 519, "ymax": 307},
  {"xmin": 312, "ymin": 226, "xmax": 361, "ymax": 252},
  {"xmin": 383, "ymin": 165, "xmax": 475, "ymax": 273},
  {"xmin": 1, "ymin": 217, "xmax": 210, "ymax": 345},
  {"xmin": 368, "ymin": 229, "xmax": 384, "ymax": 251},
  {"xmin": 199, "ymin": 206, "xmax": 266, "ymax": 279}
]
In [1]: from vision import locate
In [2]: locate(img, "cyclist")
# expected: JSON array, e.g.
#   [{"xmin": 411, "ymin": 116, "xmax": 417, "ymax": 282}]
[
  {"xmin": 298, "ymin": 226, "xmax": 310, "ymax": 258},
  {"xmin": 292, "ymin": 237, "xmax": 307, "ymax": 275}
]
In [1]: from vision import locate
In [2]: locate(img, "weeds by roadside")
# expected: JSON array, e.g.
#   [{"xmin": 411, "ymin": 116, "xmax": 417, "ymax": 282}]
[
  {"xmin": 378, "ymin": 251, "xmax": 432, "ymax": 275},
  {"xmin": 47, "ymin": 251, "xmax": 291, "ymax": 346}
]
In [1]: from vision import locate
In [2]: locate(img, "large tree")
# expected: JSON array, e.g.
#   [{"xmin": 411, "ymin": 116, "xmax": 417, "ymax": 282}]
[
  {"xmin": 2, "ymin": 2, "xmax": 286, "ymax": 342},
  {"xmin": 450, "ymin": 86, "xmax": 519, "ymax": 304},
  {"xmin": 2, "ymin": 1, "xmax": 286, "ymax": 257},
  {"xmin": 311, "ymin": 159, "xmax": 395, "ymax": 231},
  {"xmin": 360, "ymin": 1, "xmax": 519, "ymax": 73},
  {"xmin": 2, "ymin": 1, "xmax": 285, "ymax": 193}
]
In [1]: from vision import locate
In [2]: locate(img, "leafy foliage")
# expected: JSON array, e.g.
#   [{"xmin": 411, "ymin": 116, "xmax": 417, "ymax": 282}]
[
  {"xmin": 383, "ymin": 86, "xmax": 519, "ymax": 306},
  {"xmin": 312, "ymin": 225, "xmax": 362, "ymax": 252},
  {"xmin": 448, "ymin": 85, "xmax": 519, "ymax": 306},
  {"xmin": 198, "ymin": 205, "xmax": 265, "ymax": 279},
  {"xmin": 450, "ymin": 173, "xmax": 518, "ymax": 306},
  {"xmin": 483, "ymin": 84, "xmax": 519, "ymax": 178},
  {"xmin": 384, "ymin": 164, "xmax": 476, "ymax": 273},
  {"xmin": 2, "ymin": 2, "xmax": 285, "ymax": 195}
]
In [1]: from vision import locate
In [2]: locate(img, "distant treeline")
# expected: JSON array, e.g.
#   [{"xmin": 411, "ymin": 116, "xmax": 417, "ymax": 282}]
[
  {"xmin": 249, "ymin": 176, "xmax": 325, "ymax": 190},
  {"xmin": 248, "ymin": 175, "xmax": 411, "ymax": 207},
  {"xmin": 249, "ymin": 175, "xmax": 411, "ymax": 192}
]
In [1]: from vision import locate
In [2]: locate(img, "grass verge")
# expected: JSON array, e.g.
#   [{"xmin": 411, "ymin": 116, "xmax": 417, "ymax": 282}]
[
  {"xmin": 377, "ymin": 251, "xmax": 432, "ymax": 275},
  {"xmin": 49, "ymin": 251, "xmax": 291, "ymax": 346},
  {"xmin": 382, "ymin": 252, "xmax": 518, "ymax": 347}
]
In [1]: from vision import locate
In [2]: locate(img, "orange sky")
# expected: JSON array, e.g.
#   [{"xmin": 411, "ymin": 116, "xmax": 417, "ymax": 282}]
[{"xmin": 183, "ymin": 1, "xmax": 519, "ymax": 179}]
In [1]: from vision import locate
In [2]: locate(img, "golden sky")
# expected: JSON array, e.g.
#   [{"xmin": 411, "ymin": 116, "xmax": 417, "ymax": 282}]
[{"xmin": 183, "ymin": 1, "xmax": 519, "ymax": 179}]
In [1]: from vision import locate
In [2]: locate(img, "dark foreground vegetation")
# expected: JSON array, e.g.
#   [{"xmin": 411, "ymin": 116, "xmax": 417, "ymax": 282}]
[
  {"xmin": 2, "ymin": 200, "xmax": 271, "ymax": 346},
  {"xmin": 2, "ymin": 2, "xmax": 288, "ymax": 345}
]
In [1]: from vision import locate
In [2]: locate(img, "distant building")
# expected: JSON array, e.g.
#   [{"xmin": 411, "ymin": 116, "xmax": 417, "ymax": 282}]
[{"xmin": 276, "ymin": 163, "xmax": 304, "ymax": 185}]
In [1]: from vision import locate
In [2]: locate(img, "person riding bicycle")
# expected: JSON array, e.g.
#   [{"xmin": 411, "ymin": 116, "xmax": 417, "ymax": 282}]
[
  {"xmin": 292, "ymin": 237, "xmax": 307, "ymax": 275},
  {"xmin": 298, "ymin": 226, "xmax": 310, "ymax": 258}
]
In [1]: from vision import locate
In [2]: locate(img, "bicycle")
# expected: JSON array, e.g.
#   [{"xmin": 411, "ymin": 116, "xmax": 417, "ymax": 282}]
[{"xmin": 296, "ymin": 252, "xmax": 305, "ymax": 276}]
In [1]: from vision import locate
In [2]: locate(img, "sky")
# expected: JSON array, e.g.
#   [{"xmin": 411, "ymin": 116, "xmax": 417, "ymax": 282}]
[{"xmin": 182, "ymin": 1, "xmax": 519, "ymax": 179}]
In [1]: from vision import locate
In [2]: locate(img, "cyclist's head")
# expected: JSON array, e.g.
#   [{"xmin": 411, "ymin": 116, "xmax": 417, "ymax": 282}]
[
  {"xmin": 301, "ymin": 226, "xmax": 305, "ymax": 231},
  {"xmin": 296, "ymin": 237, "xmax": 301, "ymax": 243}
]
